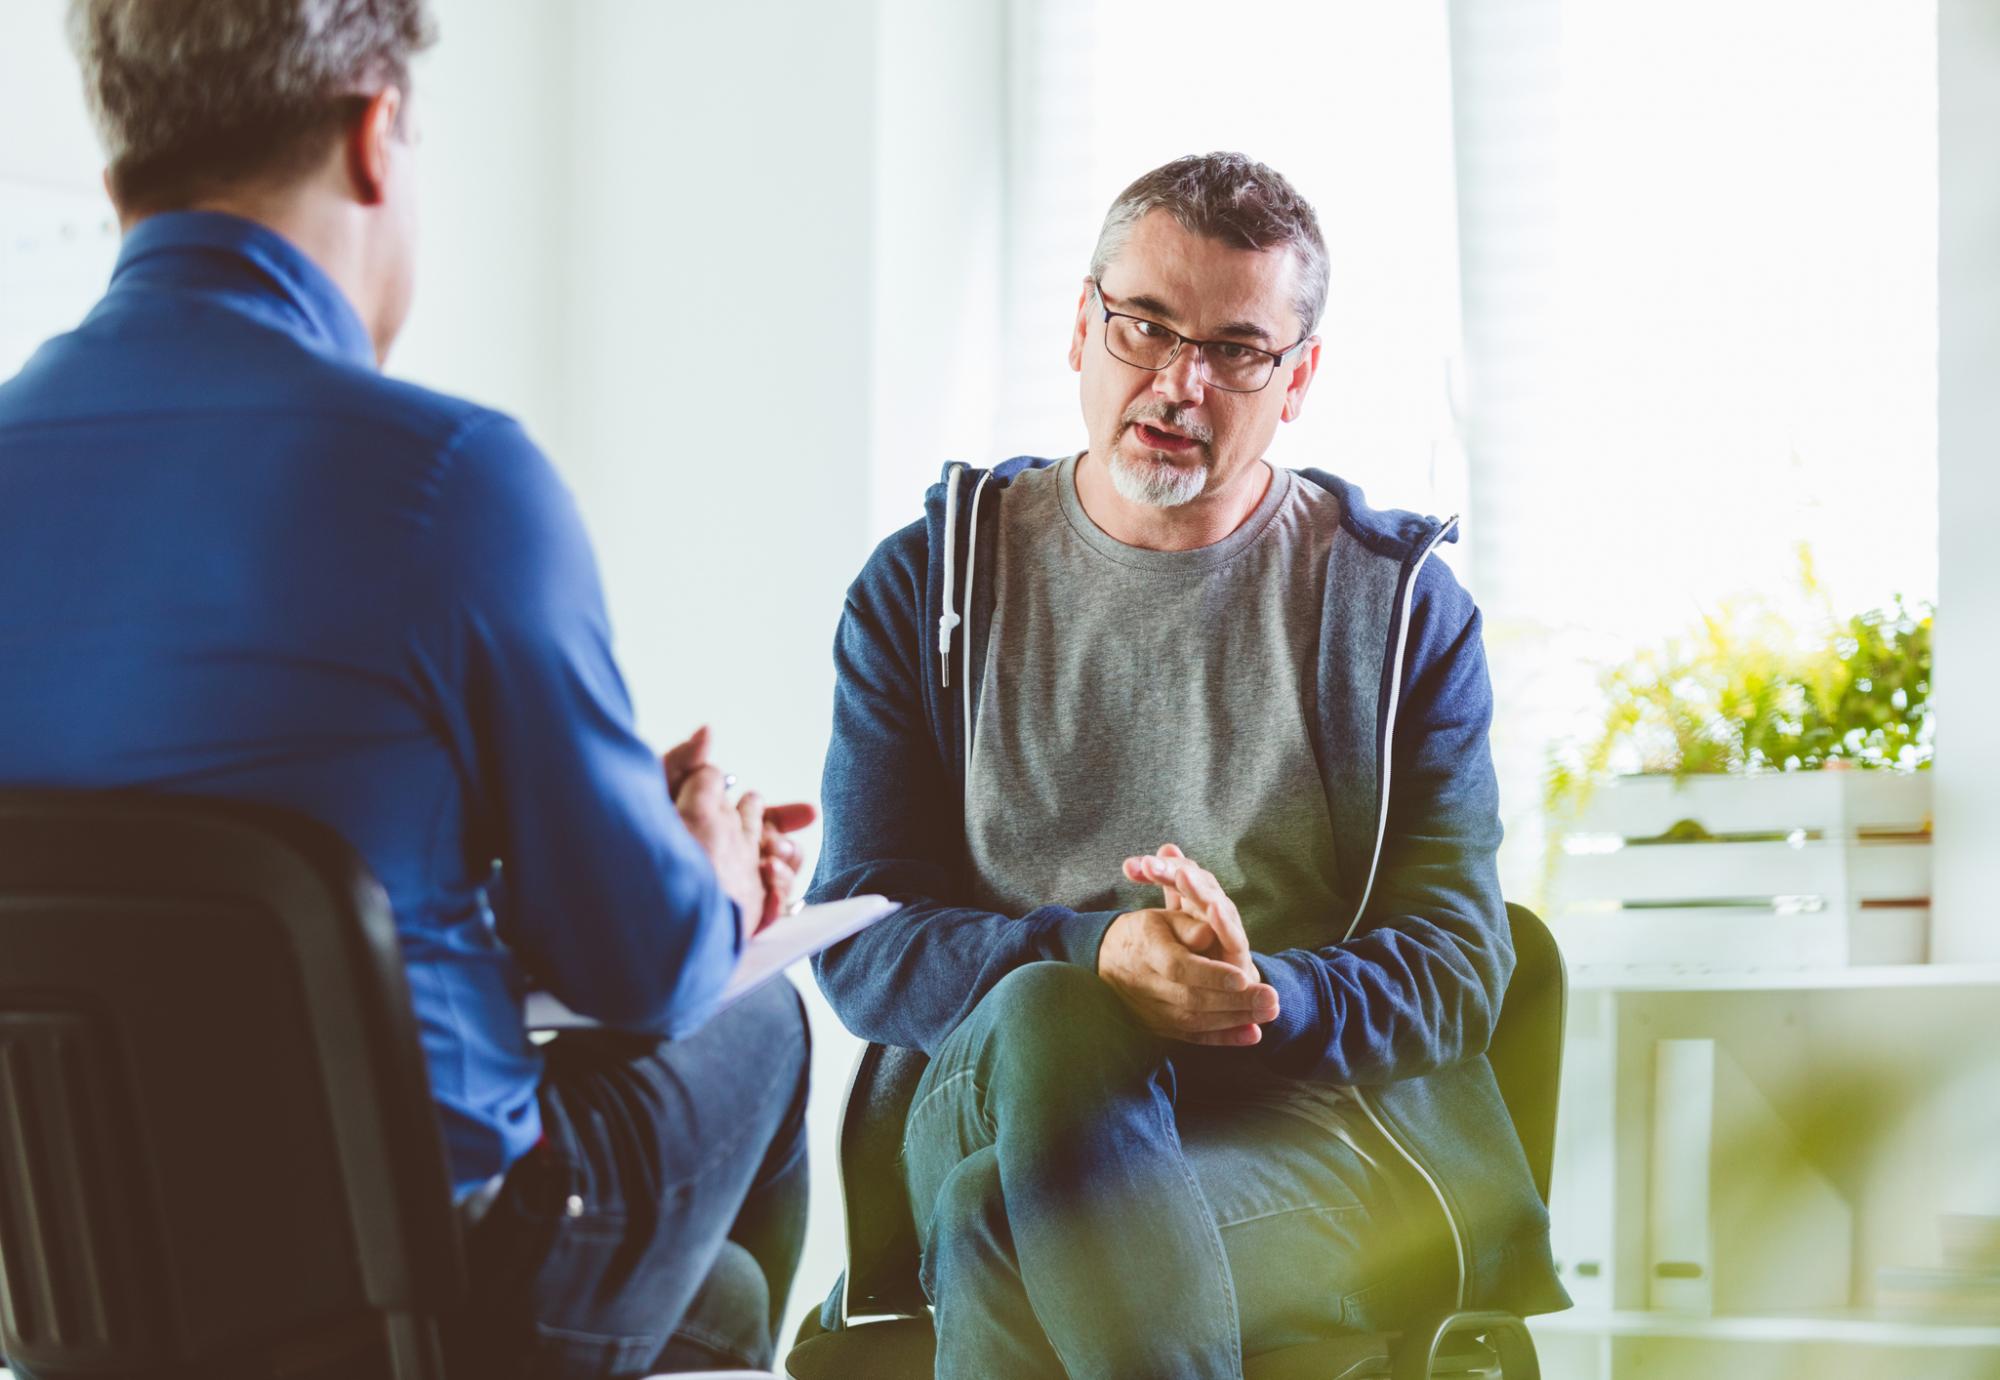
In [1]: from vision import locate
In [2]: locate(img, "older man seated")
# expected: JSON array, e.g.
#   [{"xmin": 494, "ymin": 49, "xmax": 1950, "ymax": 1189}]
[{"xmin": 806, "ymin": 152, "xmax": 1569, "ymax": 1378}]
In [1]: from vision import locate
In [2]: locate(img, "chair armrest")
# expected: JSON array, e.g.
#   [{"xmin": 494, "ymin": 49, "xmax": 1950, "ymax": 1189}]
[{"xmin": 1406, "ymin": 1310, "xmax": 1537, "ymax": 1379}]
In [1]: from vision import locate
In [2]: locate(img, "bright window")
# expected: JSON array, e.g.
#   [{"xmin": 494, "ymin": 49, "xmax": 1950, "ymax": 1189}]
[{"xmin": 1004, "ymin": 0, "xmax": 1939, "ymax": 897}]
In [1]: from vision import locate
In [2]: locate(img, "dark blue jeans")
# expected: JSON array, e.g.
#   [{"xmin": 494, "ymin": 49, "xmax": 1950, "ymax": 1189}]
[
  {"xmin": 902, "ymin": 962, "xmax": 1448, "ymax": 1380},
  {"xmin": 447, "ymin": 979, "xmax": 811, "ymax": 1378}
]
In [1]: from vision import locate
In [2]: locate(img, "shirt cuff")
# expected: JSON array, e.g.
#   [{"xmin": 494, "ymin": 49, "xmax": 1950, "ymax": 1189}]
[
  {"xmin": 1041, "ymin": 907, "xmax": 1122, "ymax": 973},
  {"xmin": 1252, "ymin": 950, "xmax": 1319, "ymax": 1054}
]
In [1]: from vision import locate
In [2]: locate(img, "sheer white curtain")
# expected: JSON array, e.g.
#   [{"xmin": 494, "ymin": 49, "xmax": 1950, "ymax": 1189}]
[
  {"xmin": 999, "ymin": 1, "xmax": 1937, "ymax": 896},
  {"xmin": 1450, "ymin": 0, "xmax": 1938, "ymax": 894}
]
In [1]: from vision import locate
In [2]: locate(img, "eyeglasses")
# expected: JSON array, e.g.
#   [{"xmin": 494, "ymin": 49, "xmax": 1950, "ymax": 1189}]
[{"xmin": 1089, "ymin": 280, "xmax": 1311, "ymax": 394}]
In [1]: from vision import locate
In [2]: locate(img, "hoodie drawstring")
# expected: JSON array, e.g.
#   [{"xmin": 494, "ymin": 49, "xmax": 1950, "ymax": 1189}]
[
  {"xmin": 959, "ymin": 471, "xmax": 994, "ymax": 776},
  {"xmin": 938, "ymin": 464, "xmax": 965, "ymax": 689}
]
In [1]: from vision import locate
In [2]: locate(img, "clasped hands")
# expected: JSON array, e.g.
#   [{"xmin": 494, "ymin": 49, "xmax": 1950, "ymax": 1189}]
[
  {"xmin": 1097, "ymin": 844, "xmax": 1278, "ymax": 1047},
  {"xmin": 662, "ymin": 726, "xmax": 816, "ymax": 940}
]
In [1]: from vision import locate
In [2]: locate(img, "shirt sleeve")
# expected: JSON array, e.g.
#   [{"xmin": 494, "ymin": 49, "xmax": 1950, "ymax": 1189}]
[{"xmin": 407, "ymin": 412, "xmax": 742, "ymax": 1034}]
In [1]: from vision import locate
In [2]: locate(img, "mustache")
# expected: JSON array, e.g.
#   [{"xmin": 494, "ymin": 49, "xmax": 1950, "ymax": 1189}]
[{"xmin": 1121, "ymin": 402, "xmax": 1213, "ymax": 445}]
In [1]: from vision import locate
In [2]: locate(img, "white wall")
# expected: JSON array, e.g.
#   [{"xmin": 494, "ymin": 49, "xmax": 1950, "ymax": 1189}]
[
  {"xmin": 0, "ymin": 4, "xmax": 122, "ymax": 374},
  {"xmin": 0, "ymin": 4, "xmax": 101, "ymax": 192},
  {"xmin": 389, "ymin": 0, "xmax": 576, "ymax": 465},
  {"xmin": 1934, "ymin": 0, "xmax": 2000, "ymax": 1223},
  {"xmin": 868, "ymin": 0, "xmax": 1008, "ymax": 540},
  {"xmin": 558, "ymin": 0, "xmax": 883, "ymax": 1327},
  {"xmin": 1934, "ymin": 0, "xmax": 2000, "ymax": 971},
  {"xmin": 556, "ymin": 1, "xmax": 1012, "ymax": 1320}
]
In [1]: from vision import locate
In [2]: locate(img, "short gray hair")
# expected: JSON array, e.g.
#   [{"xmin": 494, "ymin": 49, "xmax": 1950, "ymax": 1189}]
[
  {"xmin": 1088, "ymin": 152, "xmax": 1329, "ymax": 339},
  {"xmin": 68, "ymin": 0, "xmax": 436, "ymax": 213}
]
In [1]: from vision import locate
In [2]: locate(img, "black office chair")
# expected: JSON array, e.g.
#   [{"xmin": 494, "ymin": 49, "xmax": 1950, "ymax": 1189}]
[
  {"xmin": 786, "ymin": 903, "xmax": 1564, "ymax": 1380},
  {"xmin": 0, "ymin": 791, "xmax": 773, "ymax": 1380}
]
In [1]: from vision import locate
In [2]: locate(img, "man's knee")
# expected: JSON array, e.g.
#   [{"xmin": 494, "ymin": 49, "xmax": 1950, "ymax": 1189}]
[
  {"xmin": 979, "ymin": 960, "xmax": 1129, "ymax": 1035},
  {"xmin": 966, "ymin": 962, "xmax": 1162, "ymax": 1092}
]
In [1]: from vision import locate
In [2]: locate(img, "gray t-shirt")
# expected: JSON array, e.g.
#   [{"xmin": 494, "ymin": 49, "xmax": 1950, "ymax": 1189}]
[{"xmin": 965, "ymin": 454, "xmax": 1368, "ymax": 1132}]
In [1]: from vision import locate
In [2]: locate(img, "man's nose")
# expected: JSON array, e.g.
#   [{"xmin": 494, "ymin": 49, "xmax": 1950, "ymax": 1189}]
[{"xmin": 1152, "ymin": 345, "xmax": 1206, "ymax": 407}]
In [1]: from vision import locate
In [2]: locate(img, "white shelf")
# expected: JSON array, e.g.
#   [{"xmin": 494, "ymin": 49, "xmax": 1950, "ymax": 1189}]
[
  {"xmin": 1567, "ymin": 961, "xmax": 2000, "ymax": 992},
  {"xmin": 1531, "ymin": 1309, "xmax": 2000, "ymax": 1349}
]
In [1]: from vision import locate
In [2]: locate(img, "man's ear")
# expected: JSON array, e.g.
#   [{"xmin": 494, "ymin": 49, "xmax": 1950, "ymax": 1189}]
[
  {"xmin": 1279, "ymin": 337, "xmax": 1321, "ymax": 424},
  {"xmin": 1068, "ymin": 279, "xmax": 1093, "ymax": 373},
  {"xmin": 344, "ymin": 88, "xmax": 402, "ymax": 208}
]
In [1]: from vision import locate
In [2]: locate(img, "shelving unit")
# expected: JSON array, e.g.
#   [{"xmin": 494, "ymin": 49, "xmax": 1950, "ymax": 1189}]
[
  {"xmin": 1534, "ymin": 1309, "xmax": 2000, "ymax": 1348},
  {"xmin": 1536, "ymin": 961, "xmax": 2000, "ymax": 1380},
  {"xmin": 1568, "ymin": 961, "xmax": 2000, "ymax": 993}
]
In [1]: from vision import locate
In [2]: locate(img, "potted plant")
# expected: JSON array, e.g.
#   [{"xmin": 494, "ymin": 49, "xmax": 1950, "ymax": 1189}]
[{"xmin": 1543, "ymin": 569, "xmax": 1934, "ymax": 972}]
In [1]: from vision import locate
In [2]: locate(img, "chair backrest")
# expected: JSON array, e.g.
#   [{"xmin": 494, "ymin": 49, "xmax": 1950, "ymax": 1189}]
[
  {"xmin": 0, "ymin": 791, "xmax": 464, "ymax": 1380},
  {"xmin": 1490, "ymin": 903, "xmax": 1566, "ymax": 1206},
  {"xmin": 834, "ymin": 1043, "xmax": 933, "ymax": 1323}
]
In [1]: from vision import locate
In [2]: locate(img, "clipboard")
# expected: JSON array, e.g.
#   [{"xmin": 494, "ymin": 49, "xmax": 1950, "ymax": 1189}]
[{"xmin": 523, "ymin": 893, "xmax": 897, "ymax": 1031}]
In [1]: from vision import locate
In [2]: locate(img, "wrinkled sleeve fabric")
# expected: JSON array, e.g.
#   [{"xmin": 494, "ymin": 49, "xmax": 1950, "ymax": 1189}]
[
  {"xmin": 409, "ymin": 413, "xmax": 742, "ymax": 1035},
  {"xmin": 1251, "ymin": 558, "xmax": 1514, "ymax": 1085},
  {"xmin": 807, "ymin": 525, "xmax": 1118, "ymax": 1056}
]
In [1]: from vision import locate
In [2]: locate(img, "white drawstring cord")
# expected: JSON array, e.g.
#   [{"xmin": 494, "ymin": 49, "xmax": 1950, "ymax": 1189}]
[
  {"xmin": 937, "ymin": 465, "xmax": 964, "ymax": 688},
  {"xmin": 960, "ymin": 471, "xmax": 994, "ymax": 778}
]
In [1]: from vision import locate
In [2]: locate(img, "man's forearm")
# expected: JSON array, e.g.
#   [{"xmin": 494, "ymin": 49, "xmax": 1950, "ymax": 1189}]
[{"xmin": 809, "ymin": 874, "xmax": 1117, "ymax": 1053}]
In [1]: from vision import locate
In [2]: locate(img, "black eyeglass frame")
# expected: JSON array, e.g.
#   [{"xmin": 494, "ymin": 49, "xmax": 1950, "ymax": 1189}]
[{"xmin": 1088, "ymin": 279, "xmax": 1314, "ymax": 394}]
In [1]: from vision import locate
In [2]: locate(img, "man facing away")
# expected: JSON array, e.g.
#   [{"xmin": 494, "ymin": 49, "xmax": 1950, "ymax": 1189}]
[
  {"xmin": 0, "ymin": 3, "xmax": 812, "ymax": 1373},
  {"xmin": 808, "ymin": 152, "xmax": 1568, "ymax": 1377}
]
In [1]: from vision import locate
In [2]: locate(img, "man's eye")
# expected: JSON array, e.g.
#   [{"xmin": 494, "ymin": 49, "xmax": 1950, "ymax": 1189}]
[
  {"xmin": 1131, "ymin": 320, "xmax": 1169, "ymax": 339},
  {"xmin": 1211, "ymin": 344, "xmax": 1254, "ymax": 362}
]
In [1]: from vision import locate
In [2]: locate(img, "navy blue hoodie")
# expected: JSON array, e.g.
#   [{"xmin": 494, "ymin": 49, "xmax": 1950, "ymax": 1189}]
[{"xmin": 809, "ymin": 457, "xmax": 1568, "ymax": 1319}]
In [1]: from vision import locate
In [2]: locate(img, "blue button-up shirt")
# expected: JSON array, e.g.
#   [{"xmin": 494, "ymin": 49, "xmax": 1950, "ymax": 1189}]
[{"xmin": 0, "ymin": 211, "xmax": 742, "ymax": 1191}]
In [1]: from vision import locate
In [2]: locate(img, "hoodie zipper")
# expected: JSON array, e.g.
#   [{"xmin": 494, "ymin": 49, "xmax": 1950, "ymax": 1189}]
[{"xmin": 1340, "ymin": 514, "xmax": 1471, "ymax": 1312}]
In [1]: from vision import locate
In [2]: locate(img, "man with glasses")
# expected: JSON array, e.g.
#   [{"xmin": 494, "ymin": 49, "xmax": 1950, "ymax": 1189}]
[{"xmin": 807, "ymin": 153, "xmax": 1566, "ymax": 1376}]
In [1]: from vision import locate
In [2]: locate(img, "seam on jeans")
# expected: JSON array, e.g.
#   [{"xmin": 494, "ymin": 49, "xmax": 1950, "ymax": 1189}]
[
  {"xmin": 1156, "ymin": 1084, "xmax": 1245, "ymax": 1380},
  {"xmin": 759, "ymin": 1123, "xmax": 809, "ymax": 1186},
  {"xmin": 1212, "ymin": 1199, "xmax": 1366, "ymax": 1232},
  {"xmin": 664, "ymin": 1318, "xmax": 760, "ymax": 1368},
  {"xmin": 901, "ymin": 1068, "xmax": 993, "ymax": 1156},
  {"xmin": 533, "ymin": 1321, "xmax": 650, "ymax": 1346}
]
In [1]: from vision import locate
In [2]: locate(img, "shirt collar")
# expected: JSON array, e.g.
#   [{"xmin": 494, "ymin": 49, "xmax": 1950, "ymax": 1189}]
[{"xmin": 111, "ymin": 210, "xmax": 378, "ymax": 369}]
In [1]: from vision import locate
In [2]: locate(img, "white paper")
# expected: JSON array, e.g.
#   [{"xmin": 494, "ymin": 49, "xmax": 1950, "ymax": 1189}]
[{"xmin": 523, "ymin": 894, "xmax": 897, "ymax": 1031}]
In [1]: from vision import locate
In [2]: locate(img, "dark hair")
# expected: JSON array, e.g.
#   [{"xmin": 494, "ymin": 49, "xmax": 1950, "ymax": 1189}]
[
  {"xmin": 1089, "ymin": 152, "xmax": 1329, "ymax": 337},
  {"xmin": 69, "ymin": 0, "xmax": 437, "ymax": 214}
]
